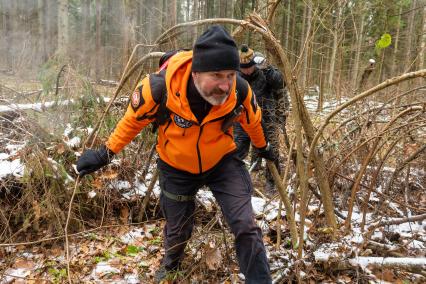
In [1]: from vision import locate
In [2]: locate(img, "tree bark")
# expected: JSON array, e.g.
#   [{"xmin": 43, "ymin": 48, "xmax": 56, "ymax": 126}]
[
  {"xmin": 81, "ymin": 0, "xmax": 90, "ymax": 69},
  {"xmin": 390, "ymin": 6, "xmax": 402, "ymax": 77},
  {"xmin": 404, "ymin": 0, "xmax": 417, "ymax": 72},
  {"xmin": 122, "ymin": 1, "xmax": 137, "ymax": 68},
  {"xmin": 57, "ymin": 0, "xmax": 69, "ymax": 58},
  {"xmin": 327, "ymin": 0, "xmax": 344, "ymax": 94},
  {"xmin": 300, "ymin": 1, "xmax": 312, "ymax": 91},
  {"xmin": 283, "ymin": 0, "xmax": 291, "ymax": 51},
  {"xmin": 419, "ymin": 3, "xmax": 426, "ymax": 70},
  {"xmin": 95, "ymin": 0, "xmax": 102, "ymax": 80},
  {"xmin": 192, "ymin": 0, "xmax": 199, "ymax": 43},
  {"xmin": 351, "ymin": 11, "xmax": 364, "ymax": 91},
  {"xmin": 37, "ymin": 0, "xmax": 47, "ymax": 63},
  {"xmin": 46, "ymin": 0, "xmax": 58, "ymax": 58},
  {"xmin": 1, "ymin": 0, "xmax": 12, "ymax": 70},
  {"xmin": 219, "ymin": 0, "xmax": 227, "ymax": 18}
]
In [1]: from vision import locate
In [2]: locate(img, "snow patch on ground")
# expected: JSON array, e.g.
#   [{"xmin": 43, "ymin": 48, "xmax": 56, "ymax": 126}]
[
  {"xmin": 90, "ymin": 261, "xmax": 120, "ymax": 278},
  {"xmin": 313, "ymin": 243, "xmax": 343, "ymax": 261},
  {"xmin": 197, "ymin": 189, "xmax": 215, "ymax": 212},
  {"xmin": 120, "ymin": 228, "xmax": 146, "ymax": 244},
  {"xmin": 65, "ymin": 136, "xmax": 81, "ymax": 148},
  {"xmin": 0, "ymin": 158, "xmax": 24, "ymax": 178},
  {"xmin": 0, "ymin": 99, "xmax": 74, "ymax": 113},
  {"xmin": 0, "ymin": 268, "xmax": 31, "ymax": 284}
]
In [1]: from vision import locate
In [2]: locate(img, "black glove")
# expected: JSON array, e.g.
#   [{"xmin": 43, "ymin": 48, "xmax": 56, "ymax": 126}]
[
  {"xmin": 257, "ymin": 143, "xmax": 276, "ymax": 161},
  {"xmin": 77, "ymin": 145, "xmax": 114, "ymax": 177}
]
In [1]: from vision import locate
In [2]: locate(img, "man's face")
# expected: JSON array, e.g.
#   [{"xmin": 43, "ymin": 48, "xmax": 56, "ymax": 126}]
[
  {"xmin": 240, "ymin": 65, "xmax": 255, "ymax": 76},
  {"xmin": 192, "ymin": 70, "xmax": 236, "ymax": 105}
]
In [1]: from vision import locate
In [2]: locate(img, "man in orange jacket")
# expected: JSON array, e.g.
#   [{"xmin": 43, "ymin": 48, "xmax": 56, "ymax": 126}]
[{"xmin": 77, "ymin": 25, "xmax": 274, "ymax": 283}]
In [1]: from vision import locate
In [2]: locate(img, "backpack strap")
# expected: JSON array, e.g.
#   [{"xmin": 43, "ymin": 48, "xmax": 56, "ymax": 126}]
[
  {"xmin": 149, "ymin": 69, "xmax": 170, "ymax": 133},
  {"xmin": 235, "ymin": 74, "xmax": 249, "ymax": 106}
]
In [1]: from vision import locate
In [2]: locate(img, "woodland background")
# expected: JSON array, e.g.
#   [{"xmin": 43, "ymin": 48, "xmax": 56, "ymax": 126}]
[{"xmin": 1, "ymin": 0, "xmax": 425, "ymax": 94}]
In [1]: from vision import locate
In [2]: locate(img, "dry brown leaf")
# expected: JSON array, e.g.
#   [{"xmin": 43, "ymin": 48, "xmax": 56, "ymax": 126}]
[
  {"xmin": 100, "ymin": 169, "xmax": 118, "ymax": 180},
  {"xmin": 403, "ymin": 143, "xmax": 419, "ymax": 156},
  {"xmin": 120, "ymin": 207, "xmax": 129, "ymax": 224},
  {"xmin": 32, "ymin": 201, "xmax": 41, "ymax": 220},
  {"xmin": 420, "ymin": 194, "xmax": 426, "ymax": 207},
  {"xmin": 80, "ymin": 244, "xmax": 90, "ymax": 255},
  {"xmin": 371, "ymin": 267, "xmax": 396, "ymax": 282},
  {"xmin": 204, "ymin": 242, "xmax": 222, "ymax": 270},
  {"xmin": 339, "ymin": 275, "xmax": 352, "ymax": 283},
  {"xmin": 14, "ymin": 259, "xmax": 35, "ymax": 269},
  {"xmin": 56, "ymin": 143, "xmax": 66, "ymax": 154},
  {"xmin": 92, "ymin": 178, "xmax": 103, "ymax": 189},
  {"xmin": 108, "ymin": 257, "xmax": 122, "ymax": 268}
]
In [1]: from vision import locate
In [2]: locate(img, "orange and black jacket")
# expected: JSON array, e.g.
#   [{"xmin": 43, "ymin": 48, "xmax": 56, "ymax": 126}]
[{"xmin": 106, "ymin": 51, "xmax": 267, "ymax": 174}]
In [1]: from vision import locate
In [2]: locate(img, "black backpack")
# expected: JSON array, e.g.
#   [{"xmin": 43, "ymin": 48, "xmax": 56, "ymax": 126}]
[{"xmin": 149, "ymin": 51, "xmax": 249, "ymax": 133}]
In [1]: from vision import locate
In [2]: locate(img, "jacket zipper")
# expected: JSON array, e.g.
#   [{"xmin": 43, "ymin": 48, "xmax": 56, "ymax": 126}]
[{"xmin": 196, "ymin": 124, "xmax": 204, "ymax": 173}]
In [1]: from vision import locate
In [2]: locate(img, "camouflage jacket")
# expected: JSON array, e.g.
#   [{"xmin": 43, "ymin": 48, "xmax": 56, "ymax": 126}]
[{"xmin": 240, "ymin": 66, "xmax": 289, "ymax": 125}]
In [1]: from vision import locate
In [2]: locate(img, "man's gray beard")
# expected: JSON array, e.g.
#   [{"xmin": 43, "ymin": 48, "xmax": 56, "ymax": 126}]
[{"xmin": 194, "ymin": 81, "xmax": 228, "ymax": 106}]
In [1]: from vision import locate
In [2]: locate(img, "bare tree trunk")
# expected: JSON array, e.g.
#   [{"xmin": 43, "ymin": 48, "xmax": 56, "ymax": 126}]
[
  {"xmin": 192, "ymin": 0, "xmax": 199, "ymax": 44},
  {"xmin": 167, "ymin": 0, "xmax": 178, "ymax": 47},
  {"xmin": 390, "ymin": 6, "xmax": 402, "ymax": 77},
  {"xmin": 37, "ymin": 0, "xmax": 47, "ymax": 63},
  {"xmin": 9, "ymin": 1, "xmax": 18, "ymax": 70},
  {"xmin": 351, "ymin": 12, "xmax": 364, "ymax": 91},
  {"xmin": 284, "ymin": 0, "xmax": 291, "ymax": 51},
  {"xmin": 317, "ymin": 53, "xmax": 325, "ymax": 112},
  {"xmin": 299, "ymin": 3, "xmax": 307, "ymax": 60},
  {"xmin": 153, "ymin": 0, "xmax": 163, "ymax": 42},
  {"xmin": 219, "ymin": 0, "xmax": 227, "ymax": 18},
  {"xmin": 404, "ymin": 0, "xmax": 417, "ymax": 72},
  {"xmin": 46, "ymin": 0, "xmax": 58, "ymax": 58},
  {"xmin": 419, "ymin": 3, "xmax": 426, "ymax": 70},
  {"xmin": 122, "ymin": 1, "xmax": 137, "ymax": 68},
  {"xmin": 1, "ymin": 0, "xmax": 12, "ymax": 70},
  {"xmin": 327, "ymin": 0, "xmax": 344, "ymax": 95},
  {"xmin": 301, "ymin": 1, "xmax": 312, "ymax": 91},
  {"xmin": 57, "ymin": 0, "xmax": 69, "ymax": 58},
  {"xmin": 206, "ymin": 0, "xmax": 214, "ymax": 18},
  {"xmin": 95, "ymin": 0, "xmax": 102, "ymax": 80},
  {"xmin": 81, "ymin": 0, "xmax": 90, "ymax": 72}
]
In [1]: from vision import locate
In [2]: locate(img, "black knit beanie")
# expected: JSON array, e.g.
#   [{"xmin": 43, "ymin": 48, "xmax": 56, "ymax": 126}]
[
  {"xmin": 239, "ymin": 44, "xmax": 256, "ymax": 68},
  {"xmin": 192, "ymin": 25, "xmax": 240, "ymax": 72}
]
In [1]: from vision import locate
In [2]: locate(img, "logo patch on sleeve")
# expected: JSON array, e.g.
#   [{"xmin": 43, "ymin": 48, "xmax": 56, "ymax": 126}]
[{"xmin": 130, "ymin": 85, "xmax": 145, "ymax": 112}]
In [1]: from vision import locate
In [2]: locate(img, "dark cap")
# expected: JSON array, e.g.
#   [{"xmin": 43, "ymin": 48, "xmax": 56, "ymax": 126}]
[{"xmin": 192, "ymin": 25, "xmax": 240, "ymax": 72}]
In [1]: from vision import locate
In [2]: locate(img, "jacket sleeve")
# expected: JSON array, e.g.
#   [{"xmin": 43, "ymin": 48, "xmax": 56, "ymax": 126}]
[
  {"xmin": 236, "ymin": 84, "xmax": 267, "ymax": 149},
  {"xmin": 106, "ymin": 75, "xmax": 159, "ymax": 153}
]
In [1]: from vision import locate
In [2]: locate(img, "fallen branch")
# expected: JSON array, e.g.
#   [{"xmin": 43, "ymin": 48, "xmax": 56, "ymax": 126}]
[
  {"xmin": 315, "ymin": 254, "xmax": 426, "ymax": 271},
  {"xmin": 368, "ymin": 213, "xmax": 426, "ymax": 232},
  {"xmin": 367, "ymin": 240, "xmax": 405, "ymax": 257},
  {"xmin": 349, "ymin": 256, "xmax": 426, "ymax": 271}
]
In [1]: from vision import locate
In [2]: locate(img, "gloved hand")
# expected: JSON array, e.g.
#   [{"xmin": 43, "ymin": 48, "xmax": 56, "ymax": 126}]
[
  {"xmin": 256, "ymin": 143, "xmax": 276, "ymax": 161},
  {"xmin": 77, "ymin": 145, "xmax": 114, "ymax": 177}
]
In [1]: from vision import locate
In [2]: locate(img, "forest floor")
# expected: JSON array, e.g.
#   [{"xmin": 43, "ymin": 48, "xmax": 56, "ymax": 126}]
[{"xmin": 0, "ymin": 73, "xmax": 425, "ymax": 283}]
